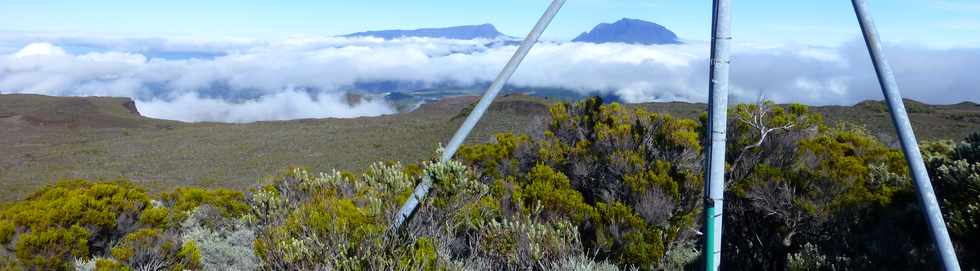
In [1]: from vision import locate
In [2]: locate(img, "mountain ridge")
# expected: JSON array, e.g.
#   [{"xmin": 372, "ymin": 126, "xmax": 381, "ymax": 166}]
[
  {"xmin": 343, "ymin": 23, "xmax": 508, "ymax": 40},
  {"xmin": 341, "ymin": 19, "xmax": 682, "ymax": 44},
  {"xmin": 573, "ymin": 18, "xmax": 681, "ymax": 45}
]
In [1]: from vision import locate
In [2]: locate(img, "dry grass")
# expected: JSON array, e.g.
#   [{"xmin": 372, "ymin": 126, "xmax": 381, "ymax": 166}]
[
  {"xmin": 634, "ymin": 99, "xmax": 980, "ymax": 145},
  {"xmin": 0, "ymin": 94, "xmax": 550, "ymax": 201},
  {"xmin": 1, "ymin": 93, "xmax": 977, "ymax": 202}
]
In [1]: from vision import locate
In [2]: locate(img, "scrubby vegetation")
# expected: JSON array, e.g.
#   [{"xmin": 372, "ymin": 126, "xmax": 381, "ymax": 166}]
[
  {"xmin": 0, "ymin": 181, "xmax": 248, "ymax": 270},
  {"xmin": 458, "ymin": 98, "xmax": 705, "ymax": 269},
  {"xmin": 0, "ymin": 97, "xmax": 977, "ymax": 270},
  {"xmin": 457, "ymin": 98, "xmax": 979, "ymax": 270}
]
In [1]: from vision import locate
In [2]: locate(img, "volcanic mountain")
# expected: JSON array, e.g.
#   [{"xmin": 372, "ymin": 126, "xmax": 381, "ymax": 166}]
[
  {"xmin": 344, "ymin": 24, "xmax": 508, "ymax": 40},
  {"xmin": 573, "ymin": 18, "xmax": 681, "ymax": 45}
]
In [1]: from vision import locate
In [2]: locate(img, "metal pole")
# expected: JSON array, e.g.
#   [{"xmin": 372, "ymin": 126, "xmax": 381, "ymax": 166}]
[
  {"xmin": 704, "ymin": 0, "xmax": 732, "ymax": 270},
  {"xmin": 392, "ymin": 0, "xmax": 567, "ymax": 230},
  {"xmin": 850, "ymin": 1, "xmax": 961, "ymax": 270}
]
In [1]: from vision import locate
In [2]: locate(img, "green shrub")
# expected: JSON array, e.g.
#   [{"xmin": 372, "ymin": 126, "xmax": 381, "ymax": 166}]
[
  {"xmin": 14, "ymin": 225, "xmax": 90, "ymax": 270},
  {"xmin": 399, "ymin": 237, "xmax": 438, "ymax": 270},
  {"xmin": 160, "ymin": 187, "xmax": 248, "ymax": 222},
  {"xmin": 795, "ymin": 127, "xmax": 908, "ymax": 207},
  {"xmin": 251, "ymin": 165, "xmax": 415, "ymax": 270},
  {"xmin": 0, "ymin": 256, "xmax": 22, "ymax": 271},
  {"xmin": 137, "ymin": 206, "xmax": 169, "ymax": 228},
  {"xmin": 0, "ymin": 180, "xmax": 148, "ymax": 270},
  {"xmin": 458, "ymin": 134, "xmax": 532, "ymax": 179},
  {"xmin": 292, "ymin": 196, "xmax": 383, "ymax": 249},
  {"xmin": 458, "ymin": 97, "xmax": 704, "ymax": 269},
  {"xmin": 0, "ymin": 180, "xmax": 148, "ymax": 231},
  {"xmin": 521, "ymin": 164, "xmax": 595, "ymax": 223},
  {"xmin": 94, "ymin": 258, "xmax": 128, "ymax": 271},
  {"xmin": 474, "ymin": 215, "xmax": 582, "ymax": 269},
  {"xmin": 176, "ymin": 241, "xmax": 202, "ymax": 270},
  {"xmin": 0, "ymin": 179, "xmax": 248, "ymax": 269},
  {"xmin": 593, "ymin": 202, "xmax": 664, "ymax": 267},
  {"xmin": 0, "ymin": 221, "xmax": 13, "ymax": 245},
  {"xmin": 250, "ymin": 159, "xmax": 594, "ymax": 270}
]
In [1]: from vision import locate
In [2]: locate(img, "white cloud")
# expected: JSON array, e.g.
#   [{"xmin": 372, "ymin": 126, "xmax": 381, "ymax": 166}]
[
  {"xmin": 13, "ymin": 42, "xmax": 67, "ymax": 58},
  {"xmin": 137, "ymin": 90, "xmax": 395, "ymax": 123},
  {"xmin": 1, "ymin": 35, "xmax": 978, "ymax": 123}
]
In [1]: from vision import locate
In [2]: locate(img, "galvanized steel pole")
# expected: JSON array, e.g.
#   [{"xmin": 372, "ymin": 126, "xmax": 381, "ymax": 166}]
[
  {"xmin": 850, "ymin": 0, "xmax": 961, "ymax": 270},
  {"xmin": 704, "ymin": 0, "xmax": 732, "ymax": 270},
  {"xmin": 392, "ymin": 0, "xmax": 567, "ymax": 230}
]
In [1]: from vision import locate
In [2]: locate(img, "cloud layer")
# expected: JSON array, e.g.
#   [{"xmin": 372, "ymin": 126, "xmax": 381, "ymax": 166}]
[{"xmin": 1, "ymin": 34, "xmax": 977, "ymax": 123}]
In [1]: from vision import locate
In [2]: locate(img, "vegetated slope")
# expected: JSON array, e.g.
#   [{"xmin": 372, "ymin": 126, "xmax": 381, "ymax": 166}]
[
  {"xmin": 818, "ymin": 100, "xmax": 980, "ymax": 145},
  {"xmin": 635, "ymin": 99, "xmax": 980, "ymax": 146},
  {"xmin": 1, "ymin": 93, "xmax": 977, "ymax": 201},
  {"xmin": 0, "ymin": 93, "xmax": 549, "ymax": 202},
  {"xmin": 0, "ymin": 94, "xmax": 151, "ymax": 128}
]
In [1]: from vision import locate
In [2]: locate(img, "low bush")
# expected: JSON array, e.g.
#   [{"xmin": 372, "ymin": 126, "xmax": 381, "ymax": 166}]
[
  {"xmin": 458, "ymin": 97, "xmax": 704, "ymax": 269},
  {"xmin": 927, "ymin": 132, "xmax": 980, "ymax": 268},
  {"xmin": 0, "ymin": 180, "xmax": 148, "ymax": 270},
  {"xmin": 181, "ymin": 206, "xmax": 259, "ymax": 270},
  {"xmin": 249, "ymin": 160, "xmax": 598, "ymax": 270},
  {"xmin": 110, "ymin": 228, "xmax": 201, "ymax": 271},
  {"xmin": 0, "ymin": 179, "xmax": 248, "ymax": 270},
  {"xmin": 159, "ymin": 187, "xmax": 249, "ymax": 228}
]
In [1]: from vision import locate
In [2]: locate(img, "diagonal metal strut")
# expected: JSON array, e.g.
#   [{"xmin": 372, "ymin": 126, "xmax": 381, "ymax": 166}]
[
  {"xmin": 850, "ymin": 0, "xmax": 961, "ymax": 270},
  {"xmin": 392, "ymin": 0, "xmax": 567, "ymax": 231}
]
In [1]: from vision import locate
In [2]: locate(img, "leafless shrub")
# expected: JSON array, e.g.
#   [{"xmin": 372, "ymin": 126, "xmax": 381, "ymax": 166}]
[
  {"xmin": 746, "ymin": 180, "xmax": 803, "ymax": 247},
  {"xmin": 635, "ymin": 188, "xmax": 675, "ymax": 227}
]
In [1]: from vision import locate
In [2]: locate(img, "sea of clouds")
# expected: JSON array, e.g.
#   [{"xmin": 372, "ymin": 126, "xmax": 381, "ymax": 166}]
[{"xmin": 0, "ymin": 33, "xmax": 977, "ymax": 123}]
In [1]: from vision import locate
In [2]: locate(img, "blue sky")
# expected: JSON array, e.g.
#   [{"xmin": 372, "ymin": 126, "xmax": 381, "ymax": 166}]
[
  {"xmin": 2, "ymin": 0, "xmax": 979, "ymax": 47},
  {"xmin": 2, "ymin": 1, "xmax": 979, "ymax": 122}
]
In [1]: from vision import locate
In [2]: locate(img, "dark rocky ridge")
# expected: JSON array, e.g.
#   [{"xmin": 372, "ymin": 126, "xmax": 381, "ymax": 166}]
[
  {"xmin": 573, "ymin": 18, "xmax": 681, "ymax": 45},
  {"xmin": 344, "ymin": 24, "xmax": 507, "ymax": 40}
]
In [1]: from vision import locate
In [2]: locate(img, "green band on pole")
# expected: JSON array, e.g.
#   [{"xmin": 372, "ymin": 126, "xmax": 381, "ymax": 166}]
[{"xmin": 705, "ymin": 206, "xmax": 717, "ymax": 270}]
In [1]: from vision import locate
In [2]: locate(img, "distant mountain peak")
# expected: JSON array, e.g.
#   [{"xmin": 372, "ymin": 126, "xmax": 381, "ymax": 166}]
[
  {"xmin": 573, "ymin": 18, "xmax": 681, "ymax": 45},
  {"xmin": 344, "ymin": 24, "xmax": 507, "ymax": 40}
]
